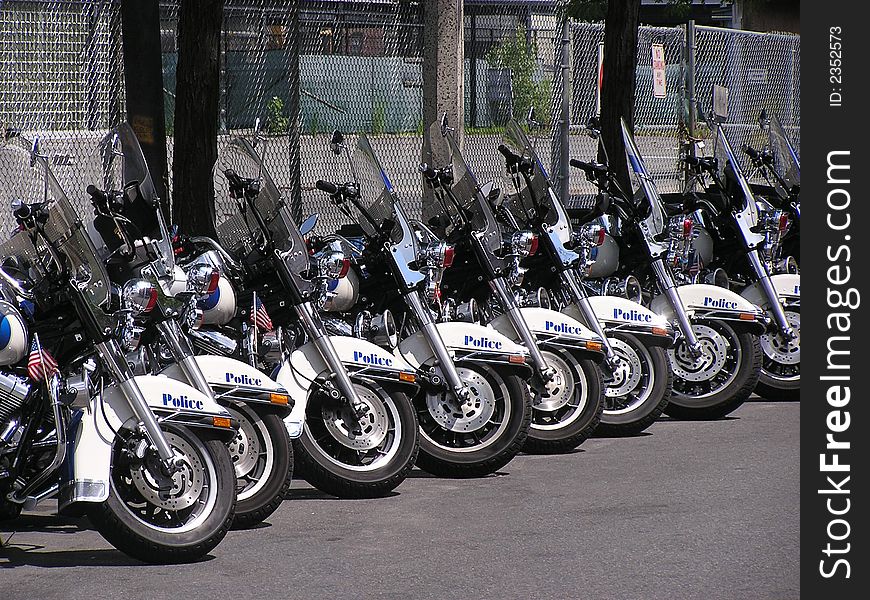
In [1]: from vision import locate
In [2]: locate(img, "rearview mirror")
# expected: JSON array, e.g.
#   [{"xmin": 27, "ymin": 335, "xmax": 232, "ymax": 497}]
[
  {"xmin": 526, "ymin": 106, "xmax": 540, "ymax": 130},
  {"xmin": 329, "ymin": 130, "xmax": 344, "ymax": 155},
  {"xmin": 759, "ymin": 109, "xmax": 770, "ymax": 131},
  {"xmin": 29, "ymin": 137, "xmax": 40, "ymax": 168},
  {"xmin": 584, "ymin": 116, "xmax": 601, "ymax": 139},
  {"xmin": 440, "ymin": 112, "xmax": 452, "ymax": 138},
  {"xmin": 299, "ymin": 213, "xmax": 319, "ymax": 236}
]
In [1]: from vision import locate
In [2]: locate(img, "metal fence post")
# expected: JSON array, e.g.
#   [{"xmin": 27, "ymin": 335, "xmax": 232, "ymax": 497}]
[
  {"xmin": 557, "ymin": 6, "xmax": 571, "ymax": 205},
  {"xmin": 686, "ymin": 19, "xmax": 696, "ymax": 138}
]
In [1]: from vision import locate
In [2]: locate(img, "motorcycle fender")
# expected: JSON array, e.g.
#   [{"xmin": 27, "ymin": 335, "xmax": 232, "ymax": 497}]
[
  {"xmin": 398, "ymin": 321, "xmax": 529, "ymax": 370},
  {"xmin": 275, "ymin": 336, "xmax": 417, "ymax": 438},
  {"xmin": 741, "ymin": 274, "xmax": 801, "ymax": 308},
  {"xmin": 650, "ymin": 284, "xmax": 766, "ymax": 333},
  {"xmin": 564, "ymin": 297, "xmax": 675, "ymax": 347},
  {"xmin": 161, "ymin": 354, "xmax": 293, "ymax": 413},
  {"xmin": 59, "ymin": 376, "xmax": 229, "ymax": 511},
  {"xmin": 488, "ymin": 306, "xmax": 603, "ymax": 349}
]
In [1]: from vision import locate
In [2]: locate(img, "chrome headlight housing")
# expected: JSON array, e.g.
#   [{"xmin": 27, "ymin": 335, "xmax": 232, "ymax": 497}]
[{"xmin": 122, "ymin": 279, "xmax": 158, "ymax": 315}]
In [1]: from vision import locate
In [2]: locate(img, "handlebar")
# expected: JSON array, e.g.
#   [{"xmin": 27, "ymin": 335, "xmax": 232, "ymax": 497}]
[
  {"xmin": 741, "ymin": 144, "xmax": 760, "ymax": 160},
  {"xmin": 315, "ymin": 179, "xmax": 339, "ymax": 195}
]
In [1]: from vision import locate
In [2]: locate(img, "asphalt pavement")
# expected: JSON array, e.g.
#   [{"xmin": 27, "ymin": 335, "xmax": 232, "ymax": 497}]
[{"xmin": 1, "ymin": 399, "xmax": 799, "ymax": 600}]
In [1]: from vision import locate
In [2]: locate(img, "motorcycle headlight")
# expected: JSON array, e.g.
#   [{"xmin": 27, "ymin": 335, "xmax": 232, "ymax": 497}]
[
  {"xmin": 185, "ymin": 264, "xmax": 220, "ymax": 296},
  {"xmin": 317, "ymin": 250, "xmax": 350, "ymax": 279},
  {"xmin": 422, "ymin": 241, "xmax": 455, "ymax": 268},
  {"xmin": 353, "ymin": 309, "xmax": 399, "ymax": 349},
  {"xmin": 122, "ymin": 279, "xmax": 158, "ymax": 315},
  {"xmin": 510, "ymin": 231, "xmax": 539, "ymax": 257}
]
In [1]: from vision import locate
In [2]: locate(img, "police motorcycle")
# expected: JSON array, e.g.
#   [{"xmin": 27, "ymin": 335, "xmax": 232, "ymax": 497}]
[
  {"xmin": 678, "ymin": 110, "xmax": 800, "ymax": 401},
  {"xmin": 739, "ymin": 110, "xmax": 800, "ymax": 265},
  {"xmin": 495, "ymin": 117, "xmax": 675, "ymax": 436},
  {"xmin": 312, "ymin": 129, "xmax": 532, "ymax": 476},
  {"xmin": 85, "ymin": 123, "xmax": 294, "ymax": 527},
  {"xmin": 0, "ymin": 133, "xmax": 237, "ymax": 563},
  {"xmin": 196, "ymin": 129, "xmax": 420, "ymax": 498},
  {"xmin": 572, "ymin": 118, "xmax": 767, "ymax": 419},
  {"xmin": 419, "ymin": 115, "xmax": 606, "ymax": 451}
]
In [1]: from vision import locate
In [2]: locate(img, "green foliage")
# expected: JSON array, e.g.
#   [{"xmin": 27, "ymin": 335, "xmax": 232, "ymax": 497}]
[
  {"xmin": 486, "ymin": 24, "xmax": 552, "ymax": 125},
  {"xmin": 565, "ymin": 0, "xmax": 700, "ymax": 22},
  {"xmin": 372, "ymin": 98, "xmax": 387, "ymax": 134},
  {"xmin": 266, "ymin": 96, "xmax": 290, "ymax": 134}
]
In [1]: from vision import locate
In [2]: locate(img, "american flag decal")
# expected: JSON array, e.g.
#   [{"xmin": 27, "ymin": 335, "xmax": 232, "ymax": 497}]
[
  {"xmin": 27, "ymin": 336, "xmax": 58, "ymax": 382},
  {"xmin": 251, "ymin": 296, "xmax": 274, "ymax": 332}
]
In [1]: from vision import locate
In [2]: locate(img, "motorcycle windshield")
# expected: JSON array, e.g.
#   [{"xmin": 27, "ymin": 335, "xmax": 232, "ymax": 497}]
[
  {"xmin": 620, "ymin": 119, "xmax": 666, "ymax": 240},
  {"xmin": 351, "ymin": 134, "xmax": 409, "ymax": 244},
  {"xmin": 422, "ymin": 121, "xmax": 502, "ymax": 254},
  {"xmin": 713, "ymin": 123, "xmax": 759, "ymax": 225},
  {"xmin": 501, "ymin": 120, "xmax": 574, "ymax": 243},
  {"xmin": 100, "ymin": 123, "xmax": 175, "ymax": 270},
  {"xmin": 213, "ymin": 136, "xmax": 309, "ymax": 275},
  {"xmin": 768, "ymin": 114, "xmax": 800, "ymax": 188},
  {"xmin": 0, "ymin": 138, "xmax": 110, "ymax": 308}
]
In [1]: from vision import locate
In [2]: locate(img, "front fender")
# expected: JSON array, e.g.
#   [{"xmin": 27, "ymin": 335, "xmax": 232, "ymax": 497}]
[
  {"xmin": 650, "ymin": 283, "xmax": 767, "ymax": 334},
  {"xmin": 398, "ymin": 321, "xmax": 529, "ymax": 370},
  {"xmin": 564, "ymin": 296, "xmax": 675, "ymax": 347},
  {"xmin": 488, "ymin": 307, "xmax": 604, "ymax": 355},
  {"xmin": 275, "ymin": 335, "xmax": 418, "ymax": 438},
  {"xmin": 161, "ymin": 354, "xmax": 293, "ymax": 414},
  {"xmin": 741, "ymin": 273, "xmax": 800, "ymax": 309},
  {"xmin": 59, "ymin": 376, "xmax": 231, "ymax": 512}
]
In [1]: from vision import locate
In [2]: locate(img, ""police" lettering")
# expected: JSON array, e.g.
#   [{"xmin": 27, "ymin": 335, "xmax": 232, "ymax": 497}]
[
  {"xmin": 463, "ymin": 335, "xmax": 503, "ymax": 350},
  {"xmin": 703, "ymin": 297, "xmax": 738, "ymax": 309},
  {"xmin": 544, "ymin": 321, "xmax": 586, "ymax": 335},
  {"xmin": 225, "ymin": 372, "xmax": 262, "ymax": 387},
  {"xmin": 612, "ymin": 307, "xmax": 652, "ymax": 322},
  {"xmin": 352, "ymin": 350, "xmax": 393, "ymax": 367},
  {"xmin": 162, "ymin": 393, "xmax": 204, "ymax": 411}
]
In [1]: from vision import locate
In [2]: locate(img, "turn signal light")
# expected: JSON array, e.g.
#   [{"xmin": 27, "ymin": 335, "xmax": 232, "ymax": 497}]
[
  {"xmin": 739, "ymin": 313, "xmax": 756, "ymax": 321},
  {"xmin": 586, "ymin": 341, "xmax": 604, "ymax": 352},
  {"xmin": 652, "ymin": 326, "xmax": 670, "ymax": 336},
  {"xmin": 509, "ymin": 354, "xmax": 526, "ymax": 364},
  {"xmin": 399, "ymin": 372, "xmax": 417, "ymax": 383},
  {"xmin": 269, "ymin": 393, "xmax": 290, "ymax": 405},
  {"xmin": 213, "ymin": 416, "xmax": 233, "ymax": 428}
]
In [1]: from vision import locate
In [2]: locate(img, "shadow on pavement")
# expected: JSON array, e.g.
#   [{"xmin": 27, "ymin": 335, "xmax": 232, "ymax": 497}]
[
  {"xmin": 285, "ymin": 488, "xmax": 400, "ymax": 501},
  {"xmin": 0, "ymin": 514, "xmax": 91, "ymax": 535}
]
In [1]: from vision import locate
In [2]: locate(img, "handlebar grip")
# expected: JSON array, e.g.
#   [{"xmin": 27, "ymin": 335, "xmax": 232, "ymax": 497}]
[
  {"xmin": 497, "ymin": 144, "xmax": 519, "ymax": 164},
  {"xmin": 315, "ymin": 180, "xmax": 339, "ymax": 195},
  {"xmin": 12, "ymin": 201, "xmax": 31, "ymax": 220},
  {"xmin": 742, "ymin": 144, "xmax": 760, "ymax": 159},
  {"xmin": 86, "ymin": 184, "xmax": 108, "ymax": 202},
  {"xmin": 570, "ymin": 159, "xmax": 592, "ymax": 170},
  {"xmin": 419, "ymin": 163, "xmax": 437, "ymax": 180},
  {"xmin": 683, "ymin": 156, "xmax": 701, "ymax": 166}
]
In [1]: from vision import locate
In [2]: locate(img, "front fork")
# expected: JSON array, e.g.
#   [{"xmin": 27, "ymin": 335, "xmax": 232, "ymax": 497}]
[
  {"xmin": 650, "ymin": 259, "xmax": 702, "ymax": 357},
  {"xmin": 747, "ymin": 249, "xmax": 796, "ymax": 340},
  {"xmin": 155, "ymin": 319, "xmax": 217, "ymax": 401},
  {"xmin": 404, "ymin": 290, "xmax": 471, "ymax": 403},
  {"xmin": 489, "ymin": 277, "xmax": 555, "ymax": 383},
  {"xmin": 559, "ymin": 269, "xmax": 620, "ymax": 376},
  {"xmin": 95, "ymin": 340, "xmax": 181, "ymax": 467},
  {"xmin": 294, "ymin": 301, "xmax": 368, "ymax": 416}
]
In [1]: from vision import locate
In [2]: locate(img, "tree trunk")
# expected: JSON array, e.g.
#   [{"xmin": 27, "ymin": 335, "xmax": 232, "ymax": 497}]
[
  {"xmin": 172, "ymin": 0, "xmax": 223, "ymax": 237},
  {"xmin": 600, "ymin": 0, "xmax": 640, "ymax": 195}
]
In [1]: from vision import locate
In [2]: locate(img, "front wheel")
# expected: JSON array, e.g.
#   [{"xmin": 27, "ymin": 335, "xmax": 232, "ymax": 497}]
[
  {"xmin": 416, "ymin": 363, "xmax": 532, "ymax": 476},
  {"xmin": 665, "ymin": 321, "xmax": 762, "ymax": 420},
  {"xmin": 597, "ymin": 333, "xmax": 672, "ymax": 436},
  {"xmin": 755, "ymin": 308, "xmax": 800, "ymax": 401},
  {"xmin": 87, "ymin": 424, "xmax": 236, "ymax": 564},
  {"xmin": 294, "ymin": 381, "xmax": 419, "ymax": 498},
  {"xmin": 226, "ymin": 404, "xmax": 293, "ymax": 529},
  {"xmin": 524, "ymin": 349, "xmax": 603, "ymax": 453}
]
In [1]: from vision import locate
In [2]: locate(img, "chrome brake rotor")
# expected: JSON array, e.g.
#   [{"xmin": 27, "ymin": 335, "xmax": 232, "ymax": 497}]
[
  {"xmin": 227, "ymin": 408, "xmax": 262, "ymax": 479},
  {"xmin": 760, "ymin": 310, "xmax": 800, "ymax": 365},
  {"xmin": 130, "ymin": 433, "xmax": 204, "ymax": 511},
  {"xmin": 671, "ymin": 324, "xmax": 729, "ymax": 383},
  {"xmin": 322, "ymin": 386, "xmax": 389, "ymax": 450},
  {"xmin": 533, "ymin": 351, "xmax": 574, "ymax": 412},
  {"xmin": 604, "ymin": 337, "xmax": 644, "ymax": 398},
  {"xmin": 425, "ymin": 367, "xmax": 495, "ymax": 433}
]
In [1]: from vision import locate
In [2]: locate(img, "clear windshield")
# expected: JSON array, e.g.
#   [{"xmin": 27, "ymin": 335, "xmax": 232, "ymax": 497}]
[
  {"xmin": 620, "ymin": 119, "xmax": 666, "ymax": 238},
  {"xmin": 100, "ymin": 123, "xmax": 175, "ymax": 269},
  {"xmin": 213, "ymin": 136, "xmax": 309, "ymax": 275},
  {"xmin": 0, "ymin": 137, "xmax": 110, "ymax": 308},
  {"xmin": 713, "ymin": 122, "xmax": 759, "ymax": 223},
  {"xmin": 768, "ymin": 114, "xmax": 800, "ymax": 187},
  {"xmin": 351, "ymin": 133, "xmax": 410, "ymax": 246}
]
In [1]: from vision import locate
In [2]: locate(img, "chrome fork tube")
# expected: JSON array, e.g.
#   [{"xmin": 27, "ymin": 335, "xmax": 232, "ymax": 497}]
[
  {"xmin": 405, "ymin": 290, "xmax": 470, "ymax": 402},
  {"xmin": 559, "ymin": 270, "xmax": 618, "ymax": 364},
  {"xmin": 96, "ymin": 340, "xmax": 177, "ymax": 462},
  {"xmin": 155, "ymin": 319, "xmax": 217, "ymax": 400},
  {"xmin": 651, "ymin": 259, "xmax": 702, "ymax": 354},
  {"xmin": 294, "ymin": 301, "xmax": 366, "ymax": 413},
  {"xmin": 489, "ymin": 277, "xmax": 554, "ymax": 380},
  {"xmin": 747, "ymin": 249, "xmax": 795, "ymax": 339}
]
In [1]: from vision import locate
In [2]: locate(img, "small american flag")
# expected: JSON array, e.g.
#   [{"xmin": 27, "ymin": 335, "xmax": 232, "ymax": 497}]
[
  {"xmin": 251, "ymin": 296, "xmax": 274, "ymax": 332},
  {"xmin": 27, "ymin": 337, "xmax": 58, "ymax": 382},
  {"xmin": 688, "ymin": 251, "xmax": 702, "ymax": 276}
]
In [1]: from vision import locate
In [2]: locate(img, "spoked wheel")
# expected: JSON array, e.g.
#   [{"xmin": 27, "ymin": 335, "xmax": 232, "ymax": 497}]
[
  {"xmin": 295, "ymin": 381, "xmax": 418, "ymax": 498},
  {"xmin": 755, "ymin": 309, "xmax": 800, "ymax": 401},
  {"xmin": 87, "ymin": 424, "xmax": 236, "ymax": 564},
  {"xmin": 416, "ymin": 363, "xmax": 531, "ymax": 477},
  {"xmin": 523, "ymin": 348, "xmax": 603, "ymax": 453},
  {"xmin": 665, "ymin": 321, "xmax": 762, "ymax": 420},
  {"xmin": 225, "ymin": 404, "xmax": 293, "ymax": 529},
  {"xmin": 597, "ymin": 333, "xmax": 672, "ymax": 436}
]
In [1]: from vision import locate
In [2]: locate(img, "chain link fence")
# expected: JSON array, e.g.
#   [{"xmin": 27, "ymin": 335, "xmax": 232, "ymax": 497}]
[{"xmin": 0, "ymin": 1, "xmax": 799, "ymax": 234}]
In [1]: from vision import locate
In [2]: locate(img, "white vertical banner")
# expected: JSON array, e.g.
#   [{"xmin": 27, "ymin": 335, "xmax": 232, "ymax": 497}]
[
  {"xmin": 652, "ymin": 43, "xmax": 667, "ymax": 98},
  {"xmin": 596, "ymin": 41, "xmax": 604, "ymax": 115}
]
